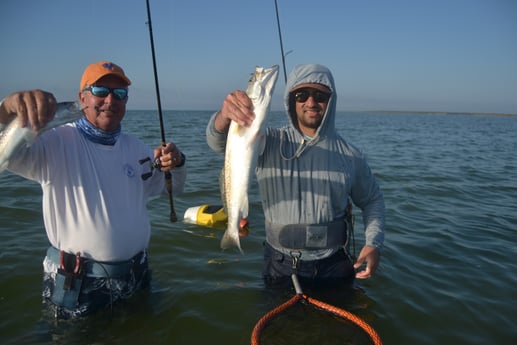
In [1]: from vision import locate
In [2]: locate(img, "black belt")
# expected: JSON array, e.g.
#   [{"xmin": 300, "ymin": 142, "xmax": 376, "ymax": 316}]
[{"xmin": 265, "ymin": 219, "xmax": 348, "ymax": 250}]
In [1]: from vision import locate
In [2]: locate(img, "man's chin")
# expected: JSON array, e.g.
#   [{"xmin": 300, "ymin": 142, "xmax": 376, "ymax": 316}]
[{"xmin": 97, "ymin": 117, "xmax": 120, "ymax": 131}]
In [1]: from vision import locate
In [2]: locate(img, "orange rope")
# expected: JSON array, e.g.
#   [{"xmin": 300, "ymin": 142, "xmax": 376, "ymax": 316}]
[
  {"xmin": 250, "ymin": 293, "xmax": 383, "ymax": 345},
  {"xmin": 304, "ymin": 295, "xmax": 383, "ymax": 345},
  {"xmin": 251, "ymin": 294, "xmax": 302, "ymax": 345}
]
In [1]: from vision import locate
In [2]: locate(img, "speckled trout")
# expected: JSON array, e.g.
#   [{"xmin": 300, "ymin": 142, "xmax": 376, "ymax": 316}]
[
  {"xmin": 0, "ymin": 102, "xmax": 84, "ymax": 172},
  {"xmin": 221, "ymin": 65, "xmax": 279, "ymax": 252}
]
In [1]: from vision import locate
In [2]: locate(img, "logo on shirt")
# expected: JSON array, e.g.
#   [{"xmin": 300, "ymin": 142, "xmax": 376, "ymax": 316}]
[{"xmin": 124, "ymin": 164, "xmax": 135, "ymax": 178}]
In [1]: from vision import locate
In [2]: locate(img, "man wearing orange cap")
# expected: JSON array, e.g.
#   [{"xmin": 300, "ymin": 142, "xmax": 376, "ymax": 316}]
[
  {"xmin": 0, "ymin": 61, "xmax": 186, "ymax": 318},
  {"xmin": 207, "ymin": 64, "xmax": 385, "ymax": 287}
]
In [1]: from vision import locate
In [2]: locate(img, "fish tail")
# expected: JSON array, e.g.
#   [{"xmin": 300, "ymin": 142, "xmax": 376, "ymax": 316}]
[{"xmin": 221, "ymin": 228, "xmax": 243, "ymax": 254}]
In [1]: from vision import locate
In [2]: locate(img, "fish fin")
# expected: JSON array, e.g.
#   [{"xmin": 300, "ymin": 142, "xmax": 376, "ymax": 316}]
[
  {"xmin": 221, "ymin": 229, "xmax": 243, "ymax": 254},
  {"xmin": 242, "ymin": 195, "xmax": 249, "ymax": 219},
  {"xmin": 231, "ymin": 122, "xmax": 244, "ymax": 136}
]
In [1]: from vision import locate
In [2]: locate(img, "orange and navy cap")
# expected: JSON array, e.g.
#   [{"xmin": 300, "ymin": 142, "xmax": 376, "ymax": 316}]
[{"xmin": 79, "ymin": 61, "xmax": 131, "ymax": 91}]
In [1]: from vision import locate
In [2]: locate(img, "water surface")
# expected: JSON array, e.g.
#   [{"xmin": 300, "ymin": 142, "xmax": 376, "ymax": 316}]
[{"xmin": 1, "ymin": 110, "xmax": 515, "ymax": 344}]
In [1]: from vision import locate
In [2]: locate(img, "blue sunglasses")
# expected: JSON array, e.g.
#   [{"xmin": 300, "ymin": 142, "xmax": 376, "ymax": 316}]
[{"xmin": 83, "ymin": 86, "xmax": 128, "ymax": 100}]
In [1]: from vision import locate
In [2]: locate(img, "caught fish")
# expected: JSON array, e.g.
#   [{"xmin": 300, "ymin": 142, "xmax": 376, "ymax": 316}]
[
  {"xmin": 221, "ymin": 65, "xmax": 279, "ymax": 252},
  {"xmin": 0, "ymin": 102, "xmax": 84, "ymax": 172}
]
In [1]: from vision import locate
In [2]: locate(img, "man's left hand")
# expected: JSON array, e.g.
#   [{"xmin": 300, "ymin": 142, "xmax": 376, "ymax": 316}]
[
  {"xmin": 354, "ymin": 246, "xmax": 381, "ymax": 279},
  {"xmin": 154, "ymin": 142, "xmax": 183, "ymax": 171}
]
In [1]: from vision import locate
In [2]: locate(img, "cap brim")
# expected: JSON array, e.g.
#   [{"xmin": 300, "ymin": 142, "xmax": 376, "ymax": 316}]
[{"xmin": 290, "ymin": 83, "xmax": 331, "ymax": 93}]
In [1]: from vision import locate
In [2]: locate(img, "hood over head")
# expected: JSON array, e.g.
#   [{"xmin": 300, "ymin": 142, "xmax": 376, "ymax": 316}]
[{"xmin": 284, "ymin": 64, "xmax": 336, "ymax": 139}]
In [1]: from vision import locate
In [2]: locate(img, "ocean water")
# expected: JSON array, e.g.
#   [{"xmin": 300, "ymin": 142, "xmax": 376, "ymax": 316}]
[{"xmin": 0, "ymin": 110, "xmax": 516, "ymax": 345}]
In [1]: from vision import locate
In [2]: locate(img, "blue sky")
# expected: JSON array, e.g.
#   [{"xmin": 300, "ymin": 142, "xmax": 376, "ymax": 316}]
[{"xmin": 1, "ymin": 0, "xmax": 516, "ymax": 114}]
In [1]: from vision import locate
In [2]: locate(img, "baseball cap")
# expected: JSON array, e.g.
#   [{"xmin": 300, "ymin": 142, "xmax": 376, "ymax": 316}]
[
  {"xmin": 290, "ymin": 83, "xmax": 331, "ymax": 93},
  {"xmin": 79, "ymin": 61, "xmax": 131, "ymax": 91}
]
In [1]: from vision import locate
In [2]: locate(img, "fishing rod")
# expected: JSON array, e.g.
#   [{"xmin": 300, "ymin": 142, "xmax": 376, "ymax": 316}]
[
  {"xmin": 274, "ymin": 0, "xmax": 288, "ymax": 83},
  {"xmin": 145, "ymin": 0, "xmax": 177, "ymax": 222}
]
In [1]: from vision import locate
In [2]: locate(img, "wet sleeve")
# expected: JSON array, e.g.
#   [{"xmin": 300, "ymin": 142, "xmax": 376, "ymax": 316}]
[
  {"xmin": 351, "ymin": 155, "xmax": 386, "ymax": 250},
  {"xmin": 205, "ymin": 112, "xmax": 228, "ymax": 156}
]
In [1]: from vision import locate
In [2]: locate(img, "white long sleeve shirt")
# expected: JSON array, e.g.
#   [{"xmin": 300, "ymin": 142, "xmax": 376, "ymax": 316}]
[{"xmin": 7, "ymin": 122, "xmax": 186, "ymax": 262}]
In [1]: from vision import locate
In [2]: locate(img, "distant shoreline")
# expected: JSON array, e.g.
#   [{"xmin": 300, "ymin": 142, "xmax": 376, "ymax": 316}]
[
  {"xmin": 127, "ymin": 109, "xmax": 517, "ymax": 117},
  {"xmin": 351, "ymin": 110, "xmax": 517, "ymax": 117}
]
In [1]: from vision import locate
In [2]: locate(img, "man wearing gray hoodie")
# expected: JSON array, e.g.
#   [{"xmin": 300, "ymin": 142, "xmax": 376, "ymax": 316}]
[{"xmin": 206, "ymin": 64, "xmax": 385, "ymax": 286}]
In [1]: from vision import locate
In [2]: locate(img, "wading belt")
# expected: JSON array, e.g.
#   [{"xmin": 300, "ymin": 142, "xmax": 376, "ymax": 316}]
[
  {"xmin": 46, "ymin": 246, "xmax": 145, "ymax": 278},
  {"xmin": 265, "ymin": 219, "xmax": 348, "ymax": 250}
]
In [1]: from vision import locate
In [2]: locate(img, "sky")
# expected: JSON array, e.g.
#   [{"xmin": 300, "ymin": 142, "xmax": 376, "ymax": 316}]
[{"xmin": 1, "ymin": 0, "xmax": 516, "ymax": 114}]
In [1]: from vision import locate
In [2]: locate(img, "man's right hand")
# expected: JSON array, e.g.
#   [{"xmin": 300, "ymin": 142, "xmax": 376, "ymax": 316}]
[
  {"xmin": 0, "ymin": 90, "xmax": 57, "ymax": 130},
  {"xmin": 214, "ymin": 90, "xmax": 255, "ymax": 131}
]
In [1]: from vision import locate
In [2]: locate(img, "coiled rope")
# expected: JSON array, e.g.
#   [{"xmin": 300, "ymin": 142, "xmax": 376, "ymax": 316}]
[{"xmin": 251, "ymin": 275, "xmax": 383, "ymax": 345}]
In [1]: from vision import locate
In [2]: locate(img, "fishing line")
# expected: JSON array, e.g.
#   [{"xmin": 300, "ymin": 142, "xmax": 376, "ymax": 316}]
[
  {"xmin": 274, "ymin": 0, "xmax": 289, "ymax": 83},
  {"xmin": 145, "ymin": 0, "xmax": 177, "ymax": 222}
]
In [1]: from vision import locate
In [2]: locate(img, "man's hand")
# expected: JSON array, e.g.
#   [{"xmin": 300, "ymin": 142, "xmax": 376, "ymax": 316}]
[
  {"xmin": 354, "ymin": 246, "xmax": 381, "ymax": 279},
  {"xmin": 0, "ymin": 90, "xmax": 56, "ymax": 130},
  {"xmin": 154, "ymin": 142, "xmax": 183, "ymax": 172},
  {"xmin": 214, "ymin": 90, "xmax": 255, "ymax": 131}
]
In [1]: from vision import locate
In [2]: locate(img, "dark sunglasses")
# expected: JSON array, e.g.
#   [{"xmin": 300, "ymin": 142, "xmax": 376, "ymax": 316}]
[
  {"xmin": 83, "ymin": 86, "xmax": 128, "ymax": 100},
  {"xmin": 293, "ymin": 88, "xmax": 331, "ymax": 103}
]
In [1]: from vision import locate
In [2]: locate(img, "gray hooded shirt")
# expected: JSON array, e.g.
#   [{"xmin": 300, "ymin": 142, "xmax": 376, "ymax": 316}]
[{"xmin": 207, "ymin": 64, "xmax": 384, "ymax": 259}]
